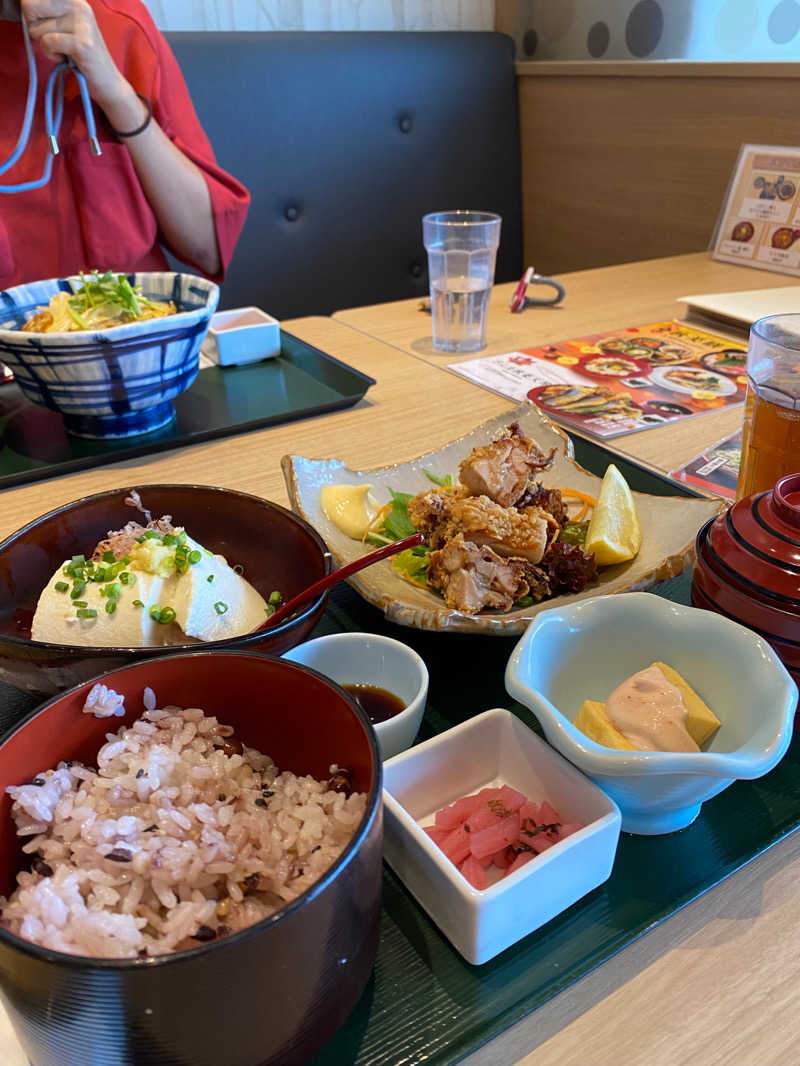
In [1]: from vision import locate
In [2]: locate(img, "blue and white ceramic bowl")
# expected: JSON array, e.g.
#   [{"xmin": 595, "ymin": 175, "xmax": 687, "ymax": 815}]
[
  {"xmin": 0, "ymin": 272, "xmax": 219, "ymax": 438},
  {"xmin": 505, "ymin": 592, "xmax": 798, "ymax": 835}
]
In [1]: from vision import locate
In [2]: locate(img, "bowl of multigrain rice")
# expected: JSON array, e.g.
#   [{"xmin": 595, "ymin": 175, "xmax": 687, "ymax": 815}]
[{"xmin": 0, "ymin": 650, "xmax": 382, "ymax": 1066}]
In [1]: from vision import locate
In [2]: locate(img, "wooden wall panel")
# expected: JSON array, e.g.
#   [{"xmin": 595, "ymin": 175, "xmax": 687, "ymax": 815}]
[
  {"xmin": 517, "ymin": 62, "xmax": 800, "ymax": 276},
  {"xmin": 142, "ymin": 0, "xmax": 493, "ymax": 31}
]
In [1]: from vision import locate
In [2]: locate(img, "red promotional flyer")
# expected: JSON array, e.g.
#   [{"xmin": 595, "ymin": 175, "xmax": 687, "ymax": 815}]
[{"xmin": 448, "ymin": 321, "xmax": 748, "ymax": 439}]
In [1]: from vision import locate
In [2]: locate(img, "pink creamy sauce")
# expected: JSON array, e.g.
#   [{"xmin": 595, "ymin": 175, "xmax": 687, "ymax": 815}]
[{"xmin": 606, "ymin": 665, "xmax": 699, "ymax": 753}]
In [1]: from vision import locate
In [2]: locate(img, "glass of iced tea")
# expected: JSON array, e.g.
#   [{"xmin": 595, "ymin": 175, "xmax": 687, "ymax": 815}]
[{"xmin": 736, "ymin": 314, "xmax": 800, "ymax": 499}]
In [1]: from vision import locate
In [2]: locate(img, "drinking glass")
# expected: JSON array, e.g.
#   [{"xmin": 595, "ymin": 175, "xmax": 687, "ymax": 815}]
[
  {"xmin": 737, "ymin": 313, "xmax": 800, "ymax": 499},
  {"xmin": 422, "ymin": 211, "xmax": 501, "ymax": 353}
]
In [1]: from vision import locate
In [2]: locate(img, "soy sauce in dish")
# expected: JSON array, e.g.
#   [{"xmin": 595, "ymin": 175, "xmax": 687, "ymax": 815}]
[{"xmin": 342, "ymin": 683, "xmax": 406, "ymax": 724}]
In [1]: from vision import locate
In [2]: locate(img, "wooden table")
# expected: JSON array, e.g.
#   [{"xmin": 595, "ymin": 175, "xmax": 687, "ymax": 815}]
[
  {"xmin": 2, "ymin": 258, "xmax": 800, "ymax": 1066},
  {"xmin": 0, "ymin": 318, "xmax": 510, "ymax": 543},
  {"xmin": 335, "ymin": 250, "xmax": 800, "ymax": 478}
]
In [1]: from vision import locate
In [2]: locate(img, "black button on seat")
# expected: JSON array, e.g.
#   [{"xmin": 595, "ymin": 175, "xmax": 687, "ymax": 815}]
[
  {"xmin": 410, "ymin": 262, "xmax": 423, "ymax": 278},
  {"xmin": 398, "ymin": 115, "xmax": 412, "ymax": 134},
  {"xmin": 284, "ymin": 205, "xmax": 299, "ymax": 222}
]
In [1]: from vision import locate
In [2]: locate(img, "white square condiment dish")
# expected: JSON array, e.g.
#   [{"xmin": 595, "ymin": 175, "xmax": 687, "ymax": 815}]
[
  {"xmin": 201, "ymin": 307, "xmax": 281, "ymax": 366},
  {"xmin": 382, "ymin": 708, "xmax": 621, "ymax": 965},
  {"xmin": 505, "ymin": 592, "xmax": 798, "ymax": 836}
]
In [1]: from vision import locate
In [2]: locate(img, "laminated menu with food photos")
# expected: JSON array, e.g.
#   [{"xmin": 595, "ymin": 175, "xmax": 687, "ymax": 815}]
[
  {"xmin": 669, "ymin": 429, "xmax": 742, "ymax": 500},
  {"xmin": 447, "ymin": 321, "xmax": 747, "ymax": 439},
  {"xmin": 712, "ymin": 143, "xmax": 800, "ymax": 275}
]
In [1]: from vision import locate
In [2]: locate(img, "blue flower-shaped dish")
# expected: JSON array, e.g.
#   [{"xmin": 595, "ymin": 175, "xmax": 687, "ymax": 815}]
[
  {"xmin": 505, "ymin": 592, "xmax": 798, "ymax": 835},
  {"xmin": 0, "ymin": 272, "xmax": 219, "ymax": 438}
]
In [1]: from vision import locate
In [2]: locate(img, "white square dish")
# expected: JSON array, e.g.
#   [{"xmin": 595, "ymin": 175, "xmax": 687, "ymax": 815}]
[
  {"xmin": 382, "ymin": 708, "xmax": 621, "ymax": 964},
  {"xmin": 202, "ymin": 307, "xmax": 281, "ymax": 366}
]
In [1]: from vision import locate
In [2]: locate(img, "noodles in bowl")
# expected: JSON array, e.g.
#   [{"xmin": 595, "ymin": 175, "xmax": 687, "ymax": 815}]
[
  {"xmin": 0, "ymin": 271, "xmax": 218, "ymax": 437},
  {"xmin": 22, "ymin": 270, "xmax": 176, "ymax": 334}
]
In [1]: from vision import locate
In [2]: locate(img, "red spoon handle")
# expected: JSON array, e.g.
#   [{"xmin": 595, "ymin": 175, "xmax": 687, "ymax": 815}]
[{"xmin": 258, "ymin": 532, "xmax": 424, "ymax": 631}]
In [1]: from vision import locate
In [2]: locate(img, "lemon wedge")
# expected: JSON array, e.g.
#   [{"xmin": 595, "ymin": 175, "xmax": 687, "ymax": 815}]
[{"xmin": 584, "ymin": 464, "xmax": 642, "ymax": 566}]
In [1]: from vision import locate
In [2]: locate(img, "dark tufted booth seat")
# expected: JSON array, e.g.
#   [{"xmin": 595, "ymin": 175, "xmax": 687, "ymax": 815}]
[{"xmin": 166, "ymin": 32, "xmax": 522, "ymax": 318}]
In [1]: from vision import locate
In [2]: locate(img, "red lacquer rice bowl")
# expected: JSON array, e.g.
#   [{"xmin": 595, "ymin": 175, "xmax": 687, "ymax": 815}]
[{"xmin": 0, "ymin": 651, "xmax": 383, "ymax": 1066}]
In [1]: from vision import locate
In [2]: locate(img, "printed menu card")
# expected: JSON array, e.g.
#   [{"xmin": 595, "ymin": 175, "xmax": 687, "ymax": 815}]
[
  {"xmin": 712, "ymin": 144, "xmax": 800, "ymax": 277},
  {"xmin": 669, "ymin": 430, "xmax": 742, "ymax": 501},
  {"xmin": 448, "ymin": 321, "xmax": 747, "ymax": 440}
]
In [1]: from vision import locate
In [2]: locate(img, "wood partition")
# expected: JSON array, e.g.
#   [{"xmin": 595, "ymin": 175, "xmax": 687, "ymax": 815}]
[{"xmin": 516, "ymin": 61, "xmax": 800, "ymax": 276}]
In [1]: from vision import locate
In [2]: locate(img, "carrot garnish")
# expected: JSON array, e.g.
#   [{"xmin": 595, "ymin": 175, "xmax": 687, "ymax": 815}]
[
  {"xmin": 397, "ymin": 572, "xmax": 428, "ymax": 590},
  {"xmin": 557, "ymin": 488, "xmax": 596, "ymax": 522},
  {"xmin": 558, "ymin": 489, "xmax": 597, "ymax": 504}
]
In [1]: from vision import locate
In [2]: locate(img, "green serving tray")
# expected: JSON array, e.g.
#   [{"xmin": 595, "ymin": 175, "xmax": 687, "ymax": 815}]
[
  {"xmin": 0, "ymin": 437, "xmax": 795, "ymax": 1066},
  {"xmin": 0, "ymin": 331, "xmax": 375, "ymax": 490}
]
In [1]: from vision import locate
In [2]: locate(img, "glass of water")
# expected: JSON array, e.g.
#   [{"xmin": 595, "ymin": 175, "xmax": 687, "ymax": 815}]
[{"xmin": 422, "ymin": 210, "xmax": 502, "ymax": 353}]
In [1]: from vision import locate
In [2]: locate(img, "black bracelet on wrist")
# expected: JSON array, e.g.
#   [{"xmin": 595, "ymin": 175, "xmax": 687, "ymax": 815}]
[{"xmin": 109, "ymin": 93, "xmax": 152, "ymax": 139}]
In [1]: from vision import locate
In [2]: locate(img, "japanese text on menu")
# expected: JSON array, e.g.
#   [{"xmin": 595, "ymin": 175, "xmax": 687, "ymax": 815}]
[{"xmin": 713, "ymin": 144, "xmax": 800, "ymax": 276}]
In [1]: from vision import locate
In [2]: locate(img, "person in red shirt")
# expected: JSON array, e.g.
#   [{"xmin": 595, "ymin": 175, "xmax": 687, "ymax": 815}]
[{"xmin": 0, "ymin": 0, "xmax": 250, "ymax": 290}]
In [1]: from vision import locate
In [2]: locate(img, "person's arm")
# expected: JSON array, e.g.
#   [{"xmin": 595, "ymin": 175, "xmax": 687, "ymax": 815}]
[
  {"xmin": 23, "ymin": 0, "xmax": 221, "ymax": 277},
  {"xmin": 90, "ymin": 87, "xmax": 221, "ymax": 278}
]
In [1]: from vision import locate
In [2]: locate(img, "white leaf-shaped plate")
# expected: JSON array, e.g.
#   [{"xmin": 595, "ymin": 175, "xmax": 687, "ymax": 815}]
[{"xmin": 281, "ymin": 405, "xmax": 724, "ymax": 635}]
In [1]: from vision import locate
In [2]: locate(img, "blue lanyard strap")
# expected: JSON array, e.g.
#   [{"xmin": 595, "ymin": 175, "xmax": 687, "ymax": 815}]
[
  {"xmin": 0, "ymin": 16, "xmax": 102, "ymax": 194},
  {"xmin": 0, "ymin": 15, "xmax": 38, "ymax": 177}
]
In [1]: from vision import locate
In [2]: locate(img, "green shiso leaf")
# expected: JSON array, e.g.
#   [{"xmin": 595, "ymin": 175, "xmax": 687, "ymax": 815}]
[
  {"xmin": 558, "ymin": 521, "xmax": 589, "ymax": 547},
  {"xmin": 390, "ymin": 547, "xmax": 431, "ymax": 586},
  {"xmin": 423, "ymin": 469, "xmax": 453, "ymax": 487},
  {"xmin": 383, "ymin": 490, "xmax": 417, "ymax": 540}
]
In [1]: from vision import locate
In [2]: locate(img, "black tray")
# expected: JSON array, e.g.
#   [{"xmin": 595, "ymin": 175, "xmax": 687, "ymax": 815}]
[
  {"xmin": 2, "ymin": 433, "xmax": 789, "ymax": 1066},
  {"xmin": 0, "ymin": 331, "xmax": 375, "ymax": 490}
]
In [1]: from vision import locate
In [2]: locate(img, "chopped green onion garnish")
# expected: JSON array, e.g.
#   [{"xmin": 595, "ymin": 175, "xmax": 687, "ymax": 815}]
[
  {"xmin": 119, "ymin": 572, "xmax": 134, "ymax": 585},
  {"xmin": 141, "ymin": 530, "xmax": 160, "ymax": 540},
  {"xmin": 76, "ymin": 608, "xmax": 97, "ymax": 619},
  {"xmin": 70, "ymin": 581, "xmax": 86, "ymax": 599},
  {"xmin": 189, "ymin": 550, "xmax": 202, "ymax": 565},
  {"xmin": 268, "ymin": 591, "xmax": 282, "ymax": 605},
  {"xmin": 213, "ymin": 601, "xmax": 228, "ymax": 615},
  {"xmin": 233, "ymin": 564, "xmax": 244, "ymax": 575},
  {"xmin": 71, "ymin": 555, "xmax": 85, "ymax": 568},
  {"xmin": 105, "ymin": 601, "xmax": 117, "ymax": 615},
  {"xmin": 149, "ymin": 605, "xmax": 162, "ymax": 621},
  {"xmin": 102, "ymin": 550, "xmax": 115, "ymax": 563},
  {"xmin": 132, "ymin": 599, "xmax": 144, "ymax": 608},
  {"xmin": 54, "ymin": 581, "xmax": 68, "ymax": 593},
  {"xmin": 104, "ymin": 583, "xmax": 121, "ymax": 600},
  {"xmin": 206, "ymin": 574, "xmax": 214, "ymax": 583},
  {"xmin": 163, "ymin": 534, "xmax": 178, "ymax": 546},
  {"xmin": 158, "ymin": 606, "xmax": 176, "ymax": 624}
]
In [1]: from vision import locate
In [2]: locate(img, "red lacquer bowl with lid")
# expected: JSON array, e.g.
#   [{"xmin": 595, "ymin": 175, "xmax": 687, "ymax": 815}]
[{"xmin": 692, "ymin": 473, "xmax": 800, "ymax": 690}]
